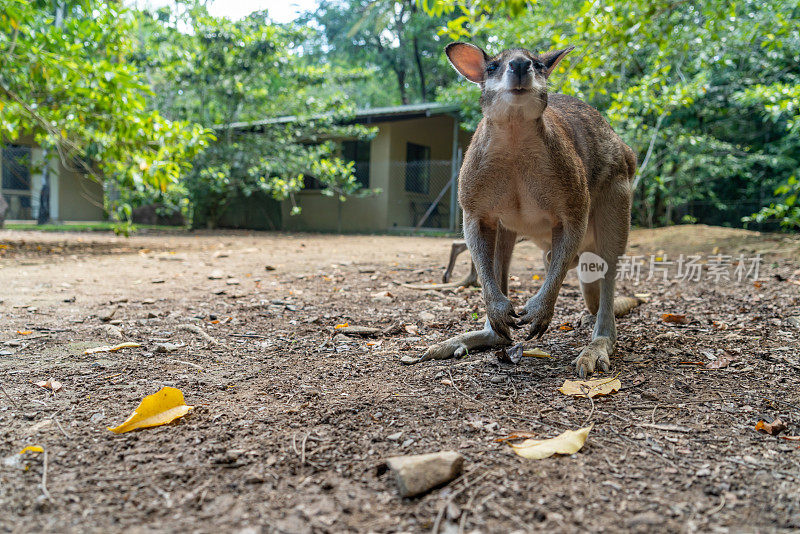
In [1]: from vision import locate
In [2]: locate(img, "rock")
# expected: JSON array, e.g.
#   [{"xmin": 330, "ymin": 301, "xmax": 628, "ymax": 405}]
[
  {"xmin": 786, "ymin": 316, "xmax": 800, "ymax": 329},
  {"xmin": 385, "ymin": 451, "xmax": 464, "ymax": 498},
  {"xmin": 226, "ymin": 279, "xmax": 240, "ymax": 286},
  {"xmin": 418, "ymin": 311, "xmax": 436, "ymax": 322},
  {"xmin": 387, "ymin": 431, "xmax": 403, "ymax": 441},
  {"xmin": 99, "ymin": 306, "xmax": 118, "ymax": 322},
  {"xmin": 209, "ymin": 270, "xmax": 224, "ymax": 280},
  {"xmin": 100, "ymin": 324, "xmax": 124, "ymax": 339}
]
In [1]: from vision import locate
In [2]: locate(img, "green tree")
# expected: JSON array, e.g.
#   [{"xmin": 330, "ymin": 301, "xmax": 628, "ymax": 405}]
[
  {"xmin": 424, "ymin": 0, "xmax": 800, "ymax": 230},
  {"xmin": 133, "ymin": 3, "xmax": 373, "ymax": 228},
  {"xmin": 0, "ymin": 0, "xmax": 211, "ymax": 230}
]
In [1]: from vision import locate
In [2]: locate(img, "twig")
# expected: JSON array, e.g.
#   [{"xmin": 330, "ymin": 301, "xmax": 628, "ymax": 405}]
[
  {"xmin": 447, "ymin": 369, "xmax": 480, "ymax": 404},
  {"xmin": 582, "ymin": 394, "xmax": 595, "ymax": 427},
  {"xmin": 432, "ymin": 470, "xmax": 492, "ymax": 534},
  {"xmin": 0, "ymin": 382, "xmax": 19, "ymax": 408},
  {"xmin": 706, "ymin": 495, "xmax": 726, "ymax": 516},
  {"xmin": 51, "ymin": 415, "xmax": 70, "ymax": 438}
]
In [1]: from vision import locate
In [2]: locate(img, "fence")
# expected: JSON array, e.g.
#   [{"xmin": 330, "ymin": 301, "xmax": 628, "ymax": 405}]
[{"xmin": 391, "ymin": 159, "xmax": 460, "ymax": 231}]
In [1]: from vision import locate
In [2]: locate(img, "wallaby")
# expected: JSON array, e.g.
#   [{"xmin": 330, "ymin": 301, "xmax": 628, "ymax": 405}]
[{"xmin": 404, "ymin": 43, "xmax": 636, "ymax": 377}]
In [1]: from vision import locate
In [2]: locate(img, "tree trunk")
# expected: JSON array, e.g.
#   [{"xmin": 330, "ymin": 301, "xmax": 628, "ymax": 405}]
[
  {"xmin": 38, "ymin": 149, "xmax": 51, "ymax": 224},
  {"xmin": 412, "ymin": 36, "xmax": 427, "ymax": 101},
  {"xmin": 394, "ymin": 67, "xmax": 408, "ymax": 105}
]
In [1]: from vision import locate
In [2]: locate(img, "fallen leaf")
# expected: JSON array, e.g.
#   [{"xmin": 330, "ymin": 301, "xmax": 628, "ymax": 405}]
[
  {"xmin": 755, "ymin": 418, "xmax": 786, "ymax": 436},
  {"xmin": 334, "ymin": 322, "xmax": 350, "ymax": 329},
  {"xmin": 496, "ymin": 344, "xmax": 523, "ymax": 364},
  {"xmin": 19, "ymin": 445, "xmax": 44, "ymax": 454},
  {"xmin": 84, "ymin": 342, "xmax": 141, "ymax": 355},
  {"xmin": 705, "ymin": 352, "xmax": 737, "ymax": 369},
  {"xmin": 780, "ymin": 436, "xmax": 800, "ymax": 441},
  {"xmin": 16, "ymin": 330, "xmax": 32, "ymax": 335},
  {"xmin": 662, "ymin": 313, "xmax": 690, "ymax": 325},
  {"xmin": 404, "ymin": 324, "xmax": 419, "ymax": 335},
  {"xmin": 559, "ymin": 376, "xmax": 621, "ymax": 398},
  {"xmin": 494, "ymin": 432, "xmax": 537, "ymax": 442},
  {"xmin": 108, "ymin": 386, "xmax": 194, "ymax": 434},
  {"xmin": 558, "ymin": 323, "xmax": 574, "ymax": 331},
  {"xmin": 34, "ymin": 378, "xmax": 62, "ymax": 392},
  {"xmin": 522, "ymin": 348, "xmax": 553, "ymax": 358},
  {"xmin": 510, "ymin": 425, "xmax": 593, "ymax": 459}
]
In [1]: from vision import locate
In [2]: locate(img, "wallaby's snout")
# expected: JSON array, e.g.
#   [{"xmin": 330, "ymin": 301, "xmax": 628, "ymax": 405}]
[{"xmin": 507, "ymin": 57, "xmax": 533, "ymax": 89}]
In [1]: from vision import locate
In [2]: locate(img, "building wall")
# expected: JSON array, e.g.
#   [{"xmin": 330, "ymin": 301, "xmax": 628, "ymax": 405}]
[
  {"xmin": 1, "ymin": 138, "xmax": 105, "ymax": 222},
  {"xmin": 281, "ymin": 125, "xmax": 391, "ymax": 232},
  {"xmin": 386, "ymin": 114, "xmax": 467, "ymax": 230},
  {"xmin": 279, "ymin": 113, "xmax": 471, "ymax": 233},
  {"xmin": 56, "ymin": 163, "xmax": 105, "ymax": 221}
]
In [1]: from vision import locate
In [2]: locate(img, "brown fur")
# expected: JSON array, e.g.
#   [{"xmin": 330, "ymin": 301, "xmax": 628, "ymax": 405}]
[{"xmin": 407, "ymin": 43, "xmax": 636, "ymax": 377}]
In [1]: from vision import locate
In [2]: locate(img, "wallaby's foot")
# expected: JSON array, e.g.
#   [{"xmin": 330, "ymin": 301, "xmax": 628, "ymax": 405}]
[
  {"xmin": 485, "ymin": 298, "xmax": 519, "ymax": 340},
  {"xmin": 517, "ymin": 297, "xmax": 554, "ymax": 340},
  {"xmin": 402, "ymin": 324, "xmax": 511, "ymax": 365},
  {"xmin": 573, "ymin": 336, "xmax": 613, "ymax": 378}
]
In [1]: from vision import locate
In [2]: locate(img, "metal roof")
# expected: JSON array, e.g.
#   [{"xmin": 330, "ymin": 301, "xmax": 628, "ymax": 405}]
[{"xmin": 223, "ymin": 102, "xmax": 460, "ymax": 131}]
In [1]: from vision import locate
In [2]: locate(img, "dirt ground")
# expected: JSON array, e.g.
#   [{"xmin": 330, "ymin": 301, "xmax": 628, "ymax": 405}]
[{"xmin": 1, "ymin": 225, "xmax": 799, "ymax": 533}]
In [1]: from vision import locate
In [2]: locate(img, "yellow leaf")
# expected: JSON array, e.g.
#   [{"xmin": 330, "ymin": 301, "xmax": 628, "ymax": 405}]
[
  {"xmin": 559, "ymin": 376, "xmax": 621, "ymax": 398},
  {"xmin": 108, "ymin": 386, "xmax": 193, "ymax": 434},
  {"xmin": 10, "ymin": 18, "xmax": 19, "ymax": 30},
  {"xmin": 16, "ymin": 330, "xmax": 32, "ymax": 335},
  {"xmin": 20, "ymin": 445, "xmax": 44, "ymax": 454},
  {"xmin": 84, "ymin": 342, "xmax": 141, "ymax": 355},
  {"xmin": 334, "ymin": 322, "xmax": 349, "ymax": 329},
  {"xmin": 509, "ymin": 425, "xmax": 593, "ymax": 459},
  {"xmin": 522, "ymin": 348, "xmax": 552, "ymax": 358}
]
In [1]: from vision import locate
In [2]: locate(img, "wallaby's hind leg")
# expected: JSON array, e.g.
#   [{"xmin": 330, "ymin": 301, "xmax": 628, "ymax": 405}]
[
  {"xmin": 443, "ymin": 241, "xmax": 468, "ymax": 283},
  {"xmin": 407, "ymin": 227, "xmax": 516, "ymax": 364},
  {"xmin": 574, "ymin": 182, "xmax": 631, "ymax": 377}
]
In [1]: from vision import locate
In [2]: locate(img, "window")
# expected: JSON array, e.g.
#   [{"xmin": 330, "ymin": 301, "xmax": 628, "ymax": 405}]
[
  {"xmin": 405, "ymin": 143, "xmax": 431, "ymax": 194},
  {"xmin": 342, "ymin": 140, "xmax": 370, "ymax": 188},
  {"xmin": 2, "ymin": 145, "xmax": 31, "ymax": 191}
]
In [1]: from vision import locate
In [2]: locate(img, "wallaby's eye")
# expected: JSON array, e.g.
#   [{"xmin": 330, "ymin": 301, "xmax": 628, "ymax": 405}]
[
  {"xmin": 486, "ymin": 62, "xmax": 499, "ymax": 73},
  {"xmin": 533, "ymin": 61, "xmax": 545, "ymax": 71}
]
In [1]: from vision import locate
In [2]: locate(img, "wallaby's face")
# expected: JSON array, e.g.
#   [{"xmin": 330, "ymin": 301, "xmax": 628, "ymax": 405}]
[{"xmin": 445, "ymin": 43, "xmax": 574, "ymax": 121}]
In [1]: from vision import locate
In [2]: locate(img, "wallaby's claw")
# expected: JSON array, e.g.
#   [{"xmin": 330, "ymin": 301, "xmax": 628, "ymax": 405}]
[
  {"xmin": 573, "ymin": 337, "xmax": 613, "ymax": 377},
  {"xmin": 486, "ymin": 298, "xmax": 518, "ymax": 341}
]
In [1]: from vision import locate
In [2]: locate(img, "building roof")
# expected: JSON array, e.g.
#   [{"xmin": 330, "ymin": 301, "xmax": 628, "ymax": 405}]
[{"xmin": 223, "ymin": 102, "xmax": 460, "ymax": 131}]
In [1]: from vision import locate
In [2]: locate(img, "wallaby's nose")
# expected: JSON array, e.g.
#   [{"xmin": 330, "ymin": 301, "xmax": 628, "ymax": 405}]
[{"xmin": 508, "ymin": 58, "xmax": 532, "ymax": 83}]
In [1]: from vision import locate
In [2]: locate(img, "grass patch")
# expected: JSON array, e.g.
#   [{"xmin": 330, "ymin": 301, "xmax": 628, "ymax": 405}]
[{"xmin": 3, "ymin": 221, "xmax": 186, "ymax": 233}]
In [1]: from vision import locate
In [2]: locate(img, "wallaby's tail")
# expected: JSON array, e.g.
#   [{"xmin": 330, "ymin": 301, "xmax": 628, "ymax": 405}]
[
  {"xmin": 614, "ymin": 295, "xmax": 643, "ymax": 317},
  {"xmin": 402, "ymin": 272, "xmax": 479, "ymax": 291}
]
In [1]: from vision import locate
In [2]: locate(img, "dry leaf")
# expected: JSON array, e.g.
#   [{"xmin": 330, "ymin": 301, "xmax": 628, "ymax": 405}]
[
  {"xmin": 705, "ymin": 352, "xmax": 737, "ymax": 369},
  {"xmin": 334, "ymin": 323, "xmax": 349, "ymax": 329},
  {"xmin": 494, "ymin": 432, "xmax": 537, "ymax": 443},
  {"xmin": 780, "ymin": 436, "xmax": 800, "ymax": 441},
  {"xmin": 558, "ymin": 323, "xmax": 574, "ymax": 331},
  {"xmin": 510, "ymin": 425, "xmax": 593, "ymax": 459},
  {"xmin": 34, "ymin": 378, "xmax": 62, "ymax": 392},
  {"xmin": 108, "ymin": 386, "xmax": 194, "ymax": 434},
  {"xmin": 662, "ymin": 313, "xmax": 690, "ymax": 325},
  {"xmin": 404, "ymin": 324, "xmax": 419, "ymax": 335},
  {"xmin": 496, "ymin": 344, "xmax": 524, "ymax": 364},
  {"xmin": 755, "ymin": 418, "xmax": 786, "ymax": 436},
  {"xmin": 523, "ymin": 348, "xmax": 553, "ymax": 358},
  {"xmin": 16, "ymin": 330, "xmax": 32, "ymax": 335},
  {"xmin": 84, "ymin": 342, "xmax": 141, "ymax": 355},
  {"xmin": 559, "ymin": 376, "xmax": 621, "ymax": 398},
  {"xmin": 19, "ymin": 445, "xmax": 44, "ymax": 454}
]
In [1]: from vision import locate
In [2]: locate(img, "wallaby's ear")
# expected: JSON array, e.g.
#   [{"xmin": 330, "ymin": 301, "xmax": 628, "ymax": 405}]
[
  {"xmin": 445, "ymin": 42, "xmax": 489, "ymax": 84},
  {"xmin": 540, "ymin": 46, "xmax": 575, "ymax": 77}
]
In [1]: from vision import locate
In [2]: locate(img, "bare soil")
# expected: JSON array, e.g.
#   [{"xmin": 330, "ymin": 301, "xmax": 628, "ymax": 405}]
[{"xmin": 1, "ymin": 225, "xmax": 799, "ymax": 533}]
